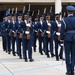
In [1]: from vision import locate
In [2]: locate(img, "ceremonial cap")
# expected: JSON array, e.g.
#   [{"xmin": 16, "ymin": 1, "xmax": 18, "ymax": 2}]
[
  {"xmin": 55, "ymin": 13, "xmax": 61, "ymax": 17},
  {"xmin": 66, "ymin": 5, "xmax": 75, "ymax": 12},
  {"xmin": 46, "ymin": 13, "xmax": 52, "ymax": 17},
  {"xmin": 24, "ymin": 12, "xmax": 29, "ymax": 16},
  {"xmin": 17, "ymin": 13, "xmax": 22, "ymax": 17}
]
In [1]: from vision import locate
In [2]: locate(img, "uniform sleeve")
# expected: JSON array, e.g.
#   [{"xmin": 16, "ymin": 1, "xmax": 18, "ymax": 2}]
[
  {"xmin": 43, "ymin": 22, "xmax": 46, "ymax": 31},
  {"xmin": 37, "ymin": 22, "xmax": 39, "ymax": 29},
  {"xmin": 20, "ymin": 22, "xmax": 23, "ymax": 33},
  {"xmin": 0, "ymin": 23, "xmax": 1, "ymax": 31},
  {"xmin": 15, "ymin": 23, "xmax": 18, "ymax": 32},
  {"xmin": 9, "ymin": 23, "xmax": 12, "ymax": 31},
  {"xmin": 51, "ymin": 21, "xmax": 55, "ymax": 35},
  {"xmin": 60, "ymin": 21, "xmax": 65, "ymax": 41},
  {"xmin": 35, "ymin": 23, "xmax": 38, "ymax": 32},
  {"xmin": 5, "ymin": 22, "xmax": 8, "ymax": 31}
]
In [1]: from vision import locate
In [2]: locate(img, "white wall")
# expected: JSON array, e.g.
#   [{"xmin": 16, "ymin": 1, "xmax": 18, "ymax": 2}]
[{"xmin": 0, "ymin": 0, "xmax": 75, "ymax": 3}]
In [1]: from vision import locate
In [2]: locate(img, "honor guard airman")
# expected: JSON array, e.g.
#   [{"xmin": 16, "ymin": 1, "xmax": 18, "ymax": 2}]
[
  {"xmin": 6, "ymin": 13, "xmax": 12, "ymax": 54},
  {"xmin": 43, "ymin": 13, "xmax": 54, "ymax": 58},
  {"xmin": 38, "ymin": 14, "xmax": 45, "ymax": 55},
  {"xmin": 2, "ymin": 4, "xmax": 75, "ymax": 65},
  {"xmin": 53, "ymin": 13, "xmax": 64, "ymax": 61},
  {"xmin": 0, "ymin": 15, "xmax": 8, "ymax": 52},
  {"xmin": 60, "ymin": 5, "xmax": 75, "ymax": 75},
  {"xmin": 30, "ymin": 11, "xmax": 35, "ymax": 47},
  {"xmin": 16, "ymin": 13, "xmax": 23, "ymax": 59},
  {"xmin": 22, "ymin": 12, "xmax": 34, "ymax": 62},
  {"xmin": 33, "ymin": 15, "xmax": 39, "ymax": 52},
  {"xmin": 28, "ymin": 15, "xmax": 34, "ymax": 47},
  {"xmin": 10, "ymin": 13, "xmax": 17, "ymax": 56}
]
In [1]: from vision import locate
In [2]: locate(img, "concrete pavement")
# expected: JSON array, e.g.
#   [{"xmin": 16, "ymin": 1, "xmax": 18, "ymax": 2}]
[{"xmin": 0, "ymin": 37, "xmax": 66, "ymax": 75}]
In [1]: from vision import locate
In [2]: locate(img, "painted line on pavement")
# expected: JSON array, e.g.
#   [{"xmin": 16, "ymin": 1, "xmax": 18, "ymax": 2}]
[{"xmin": 0, "ymin": 64, "xmax": 62, "ymax": 75}]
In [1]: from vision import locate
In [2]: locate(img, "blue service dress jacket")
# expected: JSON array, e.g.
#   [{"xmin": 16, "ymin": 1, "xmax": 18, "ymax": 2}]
[
  {"xmin": 60, "ymin": 15, "xmax": 75, "ymax": 42},
  {"xmin": 52, "ymin": 20, "xmax": 62, "ymax": 40},
  {"xmin": 43, "ymin": 20, "xmax": 54, "ymax": 38}
]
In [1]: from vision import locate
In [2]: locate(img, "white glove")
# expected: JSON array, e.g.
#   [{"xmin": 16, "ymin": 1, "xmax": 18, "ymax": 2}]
[
  {"xmin": 57, "ymin": 24, "xmax": 61, "ymax": 27},
  {"xmin": 60, "ymin": 44, "xmax": 64, "ymax": 46},
  {"xmin": 60, "ymin": 40, "xmax": 64, "ymax": 46},
  {"xmin": 26, "ymin": 23, "xmax": 31, "ymax": 27},
  {"xmin": 12, "ymin": 31, "xmax": 15, "ymax": 33},
  {"xmin": 48, "ymin": 23, "xmax": 51, "ymax": 26},
  {"xmin": 35, "ymin": 30, "xmax": 38, "ymax": 32},
  {"xmin": 56, "ymin": 32, "xmax": 60, "ymax": 35},
  {"xmin": 46, "ymin": 31, "xmax": 50, "ymax": 34},
  {"xmin": 25, "ymin": 31, "xmax": 30, "ymax": 34},
  {"xmin": 40, "ymin": 29, "xmax": 42, "ymax": 32}
]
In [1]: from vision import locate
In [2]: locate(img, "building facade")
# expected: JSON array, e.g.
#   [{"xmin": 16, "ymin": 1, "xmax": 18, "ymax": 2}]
[{"xmin": 0, "ymin": 0, "xmax": 75, "ymax": 21}]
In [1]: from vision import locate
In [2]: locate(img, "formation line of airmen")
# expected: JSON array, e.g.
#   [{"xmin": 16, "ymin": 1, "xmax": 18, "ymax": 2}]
[
  {"xmin": 0, "ymin": 5, "xmax": 65, "ymax": 62},
  {"xmin": 1, "ymin": 4, "xmax": 75, "ymax": 75}
]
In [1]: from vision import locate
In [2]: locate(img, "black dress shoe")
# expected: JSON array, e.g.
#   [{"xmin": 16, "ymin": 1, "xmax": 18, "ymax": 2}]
[
  {"xmin": 34, "ymin": 50, "xmax": 36, "ymax": 52},
  {"xmin": 56, "ymin": 58, "xmax": 59, "ymax": 61},
  {"xmin": 56, "ymin": 59, "xmax": 59, "ymax": 61},
  {"xmin": 16, "ymin": 52, "xmax": 18, "ymax": 54},
  {"xmin": 47, "ymin": 54, "xmax": 50, "ymax": 58},
  {"xmin": 45, "ymin": 52, "xmax": 47, "ymax": 55},
  {"xmin": 66, "ymin": 72, "xmax": 71, "ymax": 75},
  {"xmin": 13, "ymin": 54, "xmax": 16, "ymax": 56},
  {"xmin": 6, "ymin": 50, "xmax": 7, "ymax": 53},
  {"xmin": 60, "ymin": 57, "xmax": 65, "ymax": 60},
  {"xmin": 19, "ymin": 57, "xmax": 22, "ymax": 59},
  {"xmin": 29, "ymin": 59, "xmax": 34, "ymax": 62},
  {"xmin": 43, "ymin": 50, "xmax": 45, "ymax": 52},
  {"xmin": 40, "ymin": 52, "xmax": 43, "ymax": 55},
  {"xmin": 25, "ymin": 59, "xmax": 28, "ymax": 62},
  {"xmin": 17, "ymin": 54, "xmax": 19, "ymax": 56},
  {"xmin": 71, "ymin": 72, "xmax": 74, "ymax": 75},
  {"xmin": 51, "ymin": 54, "xmax": 55, "ymax": 57},
  {"xmin": 3, "ymin": 49, "xmax": 6, "ymax": 51},
  {"xmin": 8, "ymin": 52, "xmax": 10, "ymax": 54}
]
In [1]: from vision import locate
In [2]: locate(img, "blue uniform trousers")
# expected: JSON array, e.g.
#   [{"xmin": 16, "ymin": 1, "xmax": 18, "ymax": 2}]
[
  {"xmin": 17, "ymin": 38, "xmax": 22, "ymax": 58},
  {"xmin": 2, "ymin": 35, "xmax": 7, "ymax": 51},
  {"xmin": 11, "ymin": 36, "xmax": 16, "ymax": 55},
  {"xmin": 38, "ymin": 36, "xmax": 44, "ymax": 53},
  {"xmin": 31, "ymin": 32, "xmax": 34, "ymax": 47},
  {"xmin": 64, "ymin": 41, "xmax": 75, "ymax": 72},
  {"xmin": 6, "ymin": 35, "xmax": 11, "ymax": 53},
  {"xmin": 54, "ymin": 39, "xmax": 63, "ymax": 60},
  {"xmin": 43, "ymin": 36, "xmax": 46, "ymax": 52},
  {"xmin": 16, "ymin": 38, "xmax": 19, "ymax": 55},
  {"xmin": 45, "ymin": 37, "xmax": 53, "ymax": 55},
  {"xmin": 22, "ymin": 39, "xmax": 32, "ymax": 60},
  {"xmin": 33, "ymin": 33, "xmax": 38, "ymax": 51}
]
